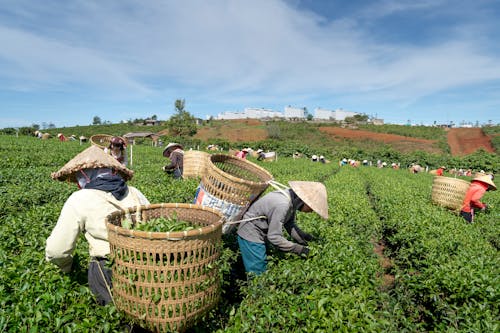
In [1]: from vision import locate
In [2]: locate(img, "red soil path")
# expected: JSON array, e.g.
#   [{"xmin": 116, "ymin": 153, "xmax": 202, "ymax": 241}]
[
  {"xmin": 318, "ymin": 127, "xmax": 442, "ymax": 154},
  {"xmin": 447, "ymin": 128, "xmax": 495, "ymax": 156},
  {"xmin": 168, "ymin": 119, "xmax": 495, "ymax": 156}
]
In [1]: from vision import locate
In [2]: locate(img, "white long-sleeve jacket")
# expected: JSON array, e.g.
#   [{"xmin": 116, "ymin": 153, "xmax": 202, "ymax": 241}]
[{"xmin": 45, "ymin": 187, "xmax": 149, "ymax": 272}]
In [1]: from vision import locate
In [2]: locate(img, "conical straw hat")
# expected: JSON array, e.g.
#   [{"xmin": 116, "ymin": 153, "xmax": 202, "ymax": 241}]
[
  {"xmin": 163, "ymin": 142, "xmax": 183, "ymax": 157},
  {"xmin": 51, "ymin": 145, "xmax": 133, "ymax": 183},
  {"xmin": 472, "ymin": 174, "xmax": 496, "ymax": 190},
  {"xmin": 289, "ymin": 181, "xmax": 328, "ymax": 219}
]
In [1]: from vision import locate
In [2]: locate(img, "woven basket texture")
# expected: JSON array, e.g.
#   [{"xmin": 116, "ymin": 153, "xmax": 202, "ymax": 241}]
[
  {"xmin": 90, "ymin": 134, "xmax": 126, "ymax": 149},
  {"xmin": 431, "ymin": 176, "xmax": 470, "ymax": 211},
  {"xmin": 183, "ymin": 151, "xmax": 210, "ymax": 179},
  {"xmin": 202, "ymin": 154, "xmax": 273, "ymax": 205},
  {"xmin": 106, "ymin": 203, "xmax": 223, "ymax": 333}
]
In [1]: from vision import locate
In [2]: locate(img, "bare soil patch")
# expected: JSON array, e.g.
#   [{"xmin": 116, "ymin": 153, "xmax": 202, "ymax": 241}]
[
  {"xmin": 447, "ymin": 128, "xmax": 495, "ymax": 156},
  {"xmin": 319, "ymin": 127, "xmax": 442, "ymax": 154}
]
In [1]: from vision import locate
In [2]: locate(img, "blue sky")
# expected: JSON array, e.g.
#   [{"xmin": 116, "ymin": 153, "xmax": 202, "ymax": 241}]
[{"xmin": 1, "ymin": 0, "xmax": 499, "ymax": 129}]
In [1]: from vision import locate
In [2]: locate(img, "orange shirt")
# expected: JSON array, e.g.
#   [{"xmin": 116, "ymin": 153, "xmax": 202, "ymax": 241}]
[{"xmin": 461, "ymin": 181, "xmax": 488, "ymax": 213}]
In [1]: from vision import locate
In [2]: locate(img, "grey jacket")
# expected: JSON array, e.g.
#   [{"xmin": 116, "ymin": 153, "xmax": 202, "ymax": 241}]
[{"xmin": 237, "ymin": 189, "xmax": 309, "ymax": 255}]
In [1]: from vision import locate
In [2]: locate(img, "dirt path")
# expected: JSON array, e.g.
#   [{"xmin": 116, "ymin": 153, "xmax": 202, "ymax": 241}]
[
  {"xmin": 319, "ymin": 127, "xmax": 442, "ymax": 154},
  {"xmin": 447, "ymin": 128, "xmax": 495, "ymax": 156}
]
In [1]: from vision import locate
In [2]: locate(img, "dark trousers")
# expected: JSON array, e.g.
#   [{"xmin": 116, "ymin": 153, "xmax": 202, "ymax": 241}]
[
  {"xmin": 88, "ymin": 257, "xmax": 113, "ymax": 305},
  {"xmin": 460, "ymin": 210, "xmax": 473, "ymax": 223}
]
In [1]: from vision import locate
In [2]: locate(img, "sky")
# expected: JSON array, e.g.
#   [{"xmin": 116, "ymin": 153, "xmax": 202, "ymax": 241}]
[{"xmin": 1, "ymin": 0, "xmax": 500, "ymax": 129}]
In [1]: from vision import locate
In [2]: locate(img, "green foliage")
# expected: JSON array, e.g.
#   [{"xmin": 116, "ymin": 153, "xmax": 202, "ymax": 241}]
[
  {"xmin": 165, "ymin": 99, "xmax": 197, "ymax": 137},
  {"xmin": 92, "ymin": 116, "xmax": 102, "ymax": 125},
  {"xmin": 0, "ymin": 136, "xmax": 498, "ymax": 332},
  {"xmin": 482, "ymin": 125, "xmax": 500, "ymax": 152}
]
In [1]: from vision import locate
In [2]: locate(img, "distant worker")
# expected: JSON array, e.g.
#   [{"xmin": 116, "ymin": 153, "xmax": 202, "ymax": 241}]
[
  {"xmin": 235, "ymin": 148, "xmax": 249, "ymax": 159},
  {"xmin": 319, "ymin": 155, "xmax": 326, "ymax": 164},
  {"xmin": 436, "ymin": 166, "xmax": 446, "ymax": 176},
  {"xmin": 57, "ymin": 133, "xmax": 67, "ymax": 142},
  {"xmin": 459, "ymin": 174, "xmax": 496, "ymax": 223},
  {"xmin": 311, "ymin": 155, "xmax": 318, "ymax": 162},
  {"xmin": 104, "ymin": 137, "xmax": 128, "ymax": 166},
  {"xmin": 162, "ymin": 142, "xmax": 184, "ymax": 179}
]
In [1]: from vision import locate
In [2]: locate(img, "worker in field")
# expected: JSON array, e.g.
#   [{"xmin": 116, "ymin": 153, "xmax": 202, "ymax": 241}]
[
  {"xmin": 162, "ymin": 142, "xmax": 184, "ymax": 179},
  {"xmin": 237, "ymin": 181, "xmax": 328, "ymax": 275},
  {"xmin": 45, "ymin": 145, "xmax": 150, "ymax": 305},
  {"xmin": 436, "ymin": 166, "xmax": 446, "ymax": 176},
  {"xmin": 235, "ymin": 148, "xmax": 249, "ymax": 159},
  {"xmin": 459, "ymin": 174, "xmax": 496, "ymax": 223},
  {"xmin": 104, "ymin": 136, "xmax": 128, "ymax": 166}
]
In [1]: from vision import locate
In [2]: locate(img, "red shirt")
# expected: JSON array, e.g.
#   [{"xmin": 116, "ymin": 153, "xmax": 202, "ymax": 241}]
[
  {"xmin": 461, "ymin": 181, "xmax": 488, "ymax": 213},
  {"xmin": 436, "ymin": 168, "xmax": 444, "ymax": 176}
]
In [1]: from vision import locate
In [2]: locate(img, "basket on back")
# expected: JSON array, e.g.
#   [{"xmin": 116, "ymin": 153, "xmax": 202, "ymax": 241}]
[
  {"xmin": 183, "ymin": 150, "xmax": 210, "ymax": 179},
  {"xmin": 90, "ymin": 134, "xmax": 126, "ymax": 149},
  {"xmin": 194, "ymin": 154, "xmax": 273, "ymax": 232},
  {"xmin": 106, "ymin": 203, "xmax": 224, "ymax": 333},
  {"xmin": 431, "ymin": 176, "xmax": 470, "ymax": 211}
]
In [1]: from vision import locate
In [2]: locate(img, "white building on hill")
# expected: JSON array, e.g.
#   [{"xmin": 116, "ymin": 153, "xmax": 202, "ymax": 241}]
[
  {"xmin": 314, "ymin": 107, "xmax": 358, "ymax": 121},
  {"xmin": 217, "ymin": 107, "xmax": 283, "ymax": 120},
  {"xmin": 284, "ymin": 106, "xmax": 306, "ymax": 119}
]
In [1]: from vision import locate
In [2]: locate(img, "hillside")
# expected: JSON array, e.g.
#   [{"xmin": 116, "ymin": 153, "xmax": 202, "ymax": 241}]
[
  {"xmin": 30, "ymin": 120, "xmax": 497, "ymax": 157},
  {"xmin": 447, "ymin": 127, "xmax": 495, "ymax": 155},
  {"xmin": 188, "ymin": 120, "xmax": 496, "ymax": 156}
]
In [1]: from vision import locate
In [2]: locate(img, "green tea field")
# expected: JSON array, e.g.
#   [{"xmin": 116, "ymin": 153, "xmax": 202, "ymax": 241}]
[{"xmin": 0, "ymin": 135, "xmax": 498, "ymax": 332}]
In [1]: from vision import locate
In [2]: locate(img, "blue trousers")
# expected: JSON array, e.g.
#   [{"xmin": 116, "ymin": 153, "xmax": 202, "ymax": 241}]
[{"xmin": 238, "ymin": 235, "xmax": 267, "ymax": 275}]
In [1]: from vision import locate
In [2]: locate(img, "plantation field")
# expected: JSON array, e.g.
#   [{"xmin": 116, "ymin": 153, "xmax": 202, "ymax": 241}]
[{"xmin": 0, "ymin": 135, "xmax": 498, "ymax": 332}]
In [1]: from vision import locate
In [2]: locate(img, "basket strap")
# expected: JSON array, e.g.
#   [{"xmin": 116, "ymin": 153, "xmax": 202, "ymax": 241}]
[
  {"xmin": 224, "ymin": 215, "xmax": 267, "ymax": 225},
  {"xmin": 268, "ymin": 180, "xmax": 291, "ymax": 201}
]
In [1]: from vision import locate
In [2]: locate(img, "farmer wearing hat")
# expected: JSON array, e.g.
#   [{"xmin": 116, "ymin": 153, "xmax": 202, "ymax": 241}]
[
  {"xmin": 237, "ymin": 181, "xmax": 328, "ymax": 275},
  {"xmin": 45, "ymin": 146, "xmax": 150, "ymax": 305},
  {"xmin": 235, "ymin": 148, "xmax": 249, "ymax": 159},
  {"xmin": 162, "ymin": 142, "xmax": 184, "ymax": 179},
  {"xmin": 104, "ymin": 136, "xmax": 128, "ymax": 166},
  {"xmin": 460, "ymin": 174, "xmax": 496, "ymax": 223},
  {"xmin": 436, "ymin": 166, "xmax": 446, "ymax": 176}
]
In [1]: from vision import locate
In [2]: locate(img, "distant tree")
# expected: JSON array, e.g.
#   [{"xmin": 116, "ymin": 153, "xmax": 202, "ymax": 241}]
[
  {"xmin": 19, "ymin": 127, "xmax": 33, "ymax": 135},
  {"xmin": 48, "ymin": 123, "xmax": 56, "ymax": 129},
  {"xmin": 93, "ymin": 116, "xmax": 102, "ymax": 125},
  {"xmin": 32, "ymin": 124, "xmax": 40, "ymax": 130},
  {"xmin": 152, "ymin": 115, "xmax": 158, "ymax": 120},
  {"xmin": 166, "ymin": 99, "xmax": 197, "ymax": 137}
]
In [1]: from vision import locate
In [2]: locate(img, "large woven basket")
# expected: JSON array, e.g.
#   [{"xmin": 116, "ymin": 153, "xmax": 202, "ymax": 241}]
[
  {"xmin": 90, "ymin": 134, "xmax": 126, "ymax": 149},
  {"xmin": 183, "ymin": 151, "xmax": 210, "ymax": 179},
  {"xmin": 106, "ymin": 203, "xmax": 224, "ymax": 333},
  {"xmin": 431, "ymin": 176, "xmax": 470, "ymax": 211},
  {"xmin": 202, "ymin": 154, "xmax": 273, "ymax": 206}
]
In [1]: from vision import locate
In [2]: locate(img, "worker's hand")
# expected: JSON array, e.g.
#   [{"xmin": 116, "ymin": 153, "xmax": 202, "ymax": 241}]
[
  {"xmin": 481, "ymin": 204, "xmax": 488, "ymax": 212},
  {"xmin": 299, "ymin": 246, "xmax": 310, "ymax": 258}
]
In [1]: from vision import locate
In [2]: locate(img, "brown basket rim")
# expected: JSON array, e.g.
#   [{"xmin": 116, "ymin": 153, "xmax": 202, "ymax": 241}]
[
  {"xmin": 106, "ymin": 203, "xmax": 224, "ymax": 239},
  {"xmin": 208, "ymin": 153, "xmax": 273, "ymax": 186},
  {"xmin": 90, "ymin": 134, "xmax": 126, "ymax": 149},
  {"xmin": 432, "ymin": 175, "xmax": 471, "ymax": 184}
]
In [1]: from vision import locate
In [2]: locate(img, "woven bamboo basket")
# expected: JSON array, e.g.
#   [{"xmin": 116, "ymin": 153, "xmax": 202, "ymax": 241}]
[
  {"xmin": 431, "ymin": 176, "xmax": 470, "ymax": 211},
  {"xmin": 106, "ymin": 203, "xmax": 224, "ymax": 333},
  {"xmin": 202, "ymin": 154, "xmax": 273, "ymax": 206},
  {"xmin": 183, "ymin": 151, "xmax": 210, "ymax": 179},
  {"xmin": 90, "ymin": 134, "xmax": 126, "ymax": 149}
]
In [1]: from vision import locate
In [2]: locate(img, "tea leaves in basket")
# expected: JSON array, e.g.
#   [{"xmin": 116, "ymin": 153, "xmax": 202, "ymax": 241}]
[{"xmin": 123, "ymin": 212, "xmax": 200, "ymax": 232}]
